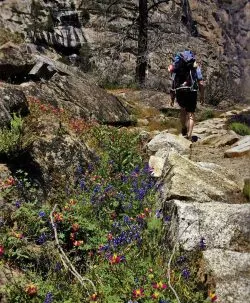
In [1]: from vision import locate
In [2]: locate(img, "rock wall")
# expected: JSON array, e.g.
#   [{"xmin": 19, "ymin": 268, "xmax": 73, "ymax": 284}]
[{"xmin": 0, "ymin": 0, "xmax": 249, "ymax": 99}]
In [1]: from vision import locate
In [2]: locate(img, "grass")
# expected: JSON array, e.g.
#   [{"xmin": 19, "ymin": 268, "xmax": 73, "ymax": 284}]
[{"xmin": 229, "ymin": 122, "xmax": 250, "ymax": 136}]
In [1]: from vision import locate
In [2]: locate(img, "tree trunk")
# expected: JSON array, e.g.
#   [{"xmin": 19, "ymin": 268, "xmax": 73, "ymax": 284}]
[{"xmin": 136, "ymin": 0, "xmax": 148, "ymax": 87}]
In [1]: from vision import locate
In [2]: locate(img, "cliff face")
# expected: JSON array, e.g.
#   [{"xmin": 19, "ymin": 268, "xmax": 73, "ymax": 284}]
[{"xmin": 0, "ymin": 0, "xmax": 249, "ymax": 100}]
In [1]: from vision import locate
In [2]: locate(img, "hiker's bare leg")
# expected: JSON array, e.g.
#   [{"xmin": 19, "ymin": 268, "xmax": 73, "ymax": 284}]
[
  {"xmin": 180, "ymin": 108, "xmax": 187, "ymax": 129},
  {"xmin": 187, "ymin": 112, "xmax": 195, "ymax": 138}
]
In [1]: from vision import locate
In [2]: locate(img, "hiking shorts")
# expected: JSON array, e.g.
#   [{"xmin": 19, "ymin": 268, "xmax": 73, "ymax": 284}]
[{"xmin": 176, "ymin": 90, "xmax": 197, "ymax": 113}]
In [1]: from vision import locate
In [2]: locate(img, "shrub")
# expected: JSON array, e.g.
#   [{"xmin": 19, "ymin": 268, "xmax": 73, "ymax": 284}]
[
  {"xmin": 205, "ymin": 68, "xmax": 243, "ymax": 106},
  {"xmin": 229, "ymin": 122, "xmax": 250, "ymax": 136},
  {"xmin": 0, "ymin": 114, "xmax": 24, "ymax": 157},
  {"xmin": 197, "ymin": 109, "xmax": 215, "ymax": 121}
]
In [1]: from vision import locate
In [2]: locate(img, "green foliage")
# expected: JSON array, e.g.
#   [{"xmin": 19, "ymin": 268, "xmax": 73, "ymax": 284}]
[
  {"xmin": 0, "ymin": 114, "xmax": 24, "ymax": 157},
  {"xmin": 0, "ymin": 124, "xmax": 210, "ymax": 303},
  {"xmin": 197, "ymin": 109, "xmax": 215, "ymax": 121},
  {"xmin": 229, "ymin": 122, "xmax": 250, "ymax": 136}
]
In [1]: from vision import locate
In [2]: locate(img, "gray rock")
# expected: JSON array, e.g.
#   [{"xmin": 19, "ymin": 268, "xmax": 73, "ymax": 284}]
[
  {"xmin": 0, "ymin": 85, "xmax": 29, "ymax": 128},
  {"xmin": 147, "ymin": 133, "xmax": 191, "ymax": 156},
  {"xmin": 199, "ymin": 131, "xmax": 240, "ymax": 147},
  {"xmin": 160, "ymin": 152, "xmax": 240, "ymax": 203},
  {"xmin": 225, "ymin": 136, "xmax": 250, "ymax": 158},
  {"xmin": 164, "ymin": 200, "xmax": 250, "ymax": 251},
  {"xmin": 203, "ymin": 249, "xmax": 250, "ymax": 303},
  {"xmin": 31, "ymin": 133, "xmax": 93, "ymax": 193}
]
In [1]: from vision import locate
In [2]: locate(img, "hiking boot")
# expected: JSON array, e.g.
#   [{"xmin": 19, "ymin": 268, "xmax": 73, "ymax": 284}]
[{"xmin": 181, "ymin": 127, "xmax": 188, "ymax": 136}]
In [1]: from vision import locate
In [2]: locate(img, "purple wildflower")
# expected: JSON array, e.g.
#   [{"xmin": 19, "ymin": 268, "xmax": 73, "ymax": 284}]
[
  {"xmin": 44, "ymin": 291, "xmax": 53, "ymax": 303},
  {"xmin": 181, "ymin": 268, "xmax": 190, "ymax": 279}
]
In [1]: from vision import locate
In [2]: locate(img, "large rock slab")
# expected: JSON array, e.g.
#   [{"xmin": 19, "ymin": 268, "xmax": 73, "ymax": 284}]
[
  {"xmin": 225, "ymin": 136, "xmax": 250, "ymax": 158},
  {"xmin": 0, "ymin": 43, "xmax": 132, "ymax": 125},
  {"xmin": 203, "ymin": 249, "xmax": 250, "ymax": 303},
  {"xmin": 147, "ymin": 132, "xmax": 191, "ymax": 156},
  {"xmin": 160, "ymin": 152, "xmax": 240, "ymax": 203},
  {"xmin": 199, "ymin": 131, "xmax": 239, "ymax": 147},
  {"xmin": 164, "ymin": 200, "xmax": 250, "ymax": 251},
  {"xmin": 31, "ymin": 133, "xmax": 93, "ymax": 193}
]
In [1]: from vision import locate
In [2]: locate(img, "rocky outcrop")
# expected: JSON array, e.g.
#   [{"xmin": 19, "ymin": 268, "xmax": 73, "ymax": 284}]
[
  {"xmin": 0, "ymin": 0, "xmax": 249, "ymax": 99},
  {"xmin": 0, "ymin": 85, "xmax": 29, "ymax": 128},
  {"xmin": 203, "ymin": 249, "xmax": 250, "ymax": 303},
  {"xmin": 225, "ymin": 136, "xmax": 250, "ymax": 158},
  {"xmin": 147, "ymin": 113, "xmax": 250, "ymax": 302},
  {"xmin": 0, "ymin": 43, "xmax": 132, "ymax": 126}
]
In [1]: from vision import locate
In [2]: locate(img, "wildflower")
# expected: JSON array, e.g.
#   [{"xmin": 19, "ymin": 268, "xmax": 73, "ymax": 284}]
[
  {"xmin": 109, "ymin": 253, "xmax": 125, "ymax": 264},
  {"xmin": 132, "ymin": 288, "xmax": 144, "ymax": 299},
  {"xmin": 151, "ymin": 291, "xmax": 160, "ymax": 299},
  {"xmin": 69, "ymin": 199, "xmax": 77, "ymax": 205},
  {"xmin": 90, "ymin": 293, "xmax": 98, "ymax": 301},
  {"xmin": 53, "ymin": 212, "xmax": 63, "ymax": 222},
  {"xmin": 70, "ymin": 233, "xmax": 75, "ymax": 241},
  {"xmin": 25, "ymin": 283, "xmax": 38, "ymax": 296},
  {"xmin": 164, "ymin": 215, "xmax": 171, "ymax": 223},
  {"xmin": 13, "ymin": 232, "xmax": 24, "ymax": 239},
  {"xmin": 107, "ymin": 233, "xmax": 113, "ymax": 241},
  {"xmin": 36, "ymin": 233, "xmax": 47, "ymax": 245},
  {"xmin": 38, "ymin": 210, "xmax": 46, "ymax": 218},
  {"xmin": 209, "ymin": 291, "xmax": 218, "ymax": 302},
  {"xmin": 44, "ymin": 291, "xmax": 53, "ymax": 303},
  {"xmin": 5, "ymin": 177, "xmax": 15, "ymax": 187},
  {"xmin": 181, "ymin": 268, "xmax": 190, "ymax": 279},
  {"xmin": 199, "ymin": 237, "xmax": 206, "ymax": 250},
  {"xmin": 0, "ymin": 245, "xmax": 4, "ymax": 257},
  {"xmin": 54, "ymin": 262, "xmax": 62, "ymax": 272},
  {"xmin": 155, "ymin": 209, "xmax": 162, "ymax": 219},
  {"xmin": 15, "ymin": 201, "xmax": 21, "ymax": 208},
  {"xmin": 72, "ymin": 223, "xmax": 80, "ymax": 232},
  {"xmin": 152, "ymin": 281, "xmax": 167, "ymax": 290},
  {"xmin": 73, "ymin": 240, "xmax": 84, "ymax": 247}
]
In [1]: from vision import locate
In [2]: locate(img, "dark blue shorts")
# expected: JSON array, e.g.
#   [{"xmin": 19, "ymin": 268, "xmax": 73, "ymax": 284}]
[{"xmin": 176, "ymin": 90, "xmax": 197, "ymax": 113}]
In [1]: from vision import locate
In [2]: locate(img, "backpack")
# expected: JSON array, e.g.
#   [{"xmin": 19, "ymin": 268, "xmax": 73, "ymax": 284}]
[{"xmin": 170, "ymin": 50, "xmax": 198, "ymax": 92}]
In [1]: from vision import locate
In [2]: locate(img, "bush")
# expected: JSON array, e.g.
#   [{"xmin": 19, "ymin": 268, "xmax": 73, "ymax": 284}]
[
  {"xmin": 0, "ymin": 114, "xmax": 24, "ymax": 157},
  {"xmin": 205, "ymin": 68, "xmax": 243, "ymax": 106},
  {"xmin": 229, "ymin": 122, "xmax": 250, "ymax": 136},
  {"xmin": 197, "ymin": 109, "xmax": 215, "ymax": 121}
]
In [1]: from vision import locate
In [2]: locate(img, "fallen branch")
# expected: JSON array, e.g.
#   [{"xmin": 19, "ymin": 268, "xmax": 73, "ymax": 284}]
[{"xmin": 50, "ymin": 204, "xmax": 96, "ymax": 295}]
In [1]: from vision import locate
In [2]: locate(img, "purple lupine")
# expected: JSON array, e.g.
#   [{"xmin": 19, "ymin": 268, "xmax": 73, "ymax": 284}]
[{"xmin": 44, "ymin": 291, "xmax": 53, "ymax": 303}]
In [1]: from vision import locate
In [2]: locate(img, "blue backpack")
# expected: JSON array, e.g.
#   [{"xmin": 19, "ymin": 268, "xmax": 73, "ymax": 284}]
[{"xmin": 171, "ymin": 50, "xmax": 198, "ymax": 92}]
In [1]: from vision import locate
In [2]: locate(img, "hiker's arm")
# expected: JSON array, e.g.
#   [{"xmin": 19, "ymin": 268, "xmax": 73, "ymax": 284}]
[{"xmin": 198, "ymin": 80, "xmax": 205, "ymax": 104}]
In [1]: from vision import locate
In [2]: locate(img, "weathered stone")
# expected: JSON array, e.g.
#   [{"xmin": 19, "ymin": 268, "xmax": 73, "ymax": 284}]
[
  {"xmin": 149, "ymin": 155, "xmax": 166, "ymax": 177},
  {"xmin": 164, "ymin": 200, "xmax": 250, "ymax": 251},
  {"xmin": 160, "ymin": 152, "xmax": 240, "ymax": 203},
  {"xmin": 0, "ymin": 84, "xmax": 29, "ymax": 128},
  {"xmin": 200, "ymin": 131, "xmax": 239, "ymax": 147},
  {"xmin": 31, "ymin": 133, "xmax": 93, "ymax": 192},
  {"xmin": 21, "ymin": 72, "xmax": 131, "ymax": 124},
  {"xmin": 147, "ymin": 133, "xmax": 191, "ymax": 156},
  {"xmin": 203, "ymin": 249, "xmax": 250, "ymax": 303},
  {"xmin": 225, "ymin": 136, "xmax": 250, "ymax": 158}
]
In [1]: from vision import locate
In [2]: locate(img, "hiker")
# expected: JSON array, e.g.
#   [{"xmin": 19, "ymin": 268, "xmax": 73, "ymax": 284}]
[{"xmin": 168, "ymin": 50, "xmax": 205, "ymax": 140}]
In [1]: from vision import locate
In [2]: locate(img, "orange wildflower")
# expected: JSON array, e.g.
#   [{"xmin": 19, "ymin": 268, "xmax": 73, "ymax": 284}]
[{"xmin": 25, "ymin": 283, "xmax": 38, "ymax": 296}]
